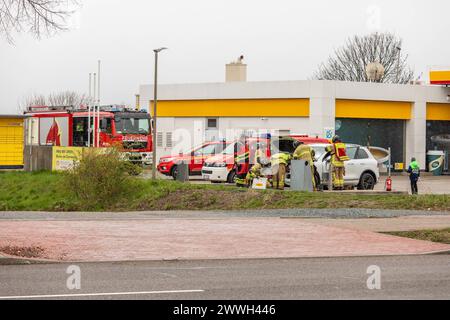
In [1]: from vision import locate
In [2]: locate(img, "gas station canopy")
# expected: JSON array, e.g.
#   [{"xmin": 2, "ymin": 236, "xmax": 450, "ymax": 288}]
[{"xmin": 430, "ymin": 70, "xmax": 450, "ymax": 85}]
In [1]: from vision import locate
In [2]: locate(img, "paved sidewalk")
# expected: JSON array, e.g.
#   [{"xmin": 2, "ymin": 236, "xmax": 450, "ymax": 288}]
[
  {"xmin": 376, "ymin": 175, "xmax": 450, "ymax": 195},
  {"xmin": 0, "ymin": 218, "xmax": 449, "ymax": 262}
]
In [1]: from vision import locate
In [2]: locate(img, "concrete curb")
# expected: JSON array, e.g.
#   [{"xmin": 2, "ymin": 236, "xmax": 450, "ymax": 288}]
[
  {"xmin": 0, "ymin": 253, "xmax": 58, "ymax": 265},
  {"xmin": 1, "ymin": 249, "xmax": 448, "ymax": 266}
]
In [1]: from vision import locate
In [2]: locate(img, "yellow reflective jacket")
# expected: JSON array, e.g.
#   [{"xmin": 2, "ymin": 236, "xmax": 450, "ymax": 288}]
[
  {"xmin": 271, "ymin": 153, "xmax": 291, "ymax": 166},
  {"xmin": 326, "ymin": 143, "xmax": 349, "ymax": 167},
  {"xmin": 293, "ymin": 145, "xmax": 313, "ymax": 164}
]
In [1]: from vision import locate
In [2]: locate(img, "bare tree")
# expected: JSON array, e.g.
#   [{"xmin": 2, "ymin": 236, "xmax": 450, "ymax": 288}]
[
  {"xmin": 0, "ymin": 0, "xmax": 78, "ymax": 43},
  {"xmin": 314, "ymin": 32, "xmax": 414, "ymax": 84},
  {"xmin": 20, "ymin": 90, "xmax": 90, "ymax": 111}
]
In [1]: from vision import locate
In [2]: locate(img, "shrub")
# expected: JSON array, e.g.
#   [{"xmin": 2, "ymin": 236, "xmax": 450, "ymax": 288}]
[{"xmin": 64, "ymin": 148, "xmax": 136, "ymax": 209}]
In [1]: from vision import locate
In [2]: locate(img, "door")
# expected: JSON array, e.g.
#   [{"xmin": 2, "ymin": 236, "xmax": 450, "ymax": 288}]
[
  {"xmin": 347, "ymin": 147, "xmax": 371, "ymax": 183},
  {"xmin": 191, "ymin": 144, "xmax": 220, "ymax": 173},
  {"xmin": 344, "ymin": 146, "xmax": 360, "ymax": 182}
]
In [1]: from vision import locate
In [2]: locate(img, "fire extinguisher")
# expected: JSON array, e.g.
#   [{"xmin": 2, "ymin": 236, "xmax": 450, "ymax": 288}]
[{"xmin": 385, "ymin": 176, "xmax": 393, "ymax": 192}]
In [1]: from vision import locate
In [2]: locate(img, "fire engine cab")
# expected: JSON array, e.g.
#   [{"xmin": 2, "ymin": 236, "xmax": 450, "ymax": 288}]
[{"xmin": 25, "ymin": 105, "xmax": 153, "ymax": 164}]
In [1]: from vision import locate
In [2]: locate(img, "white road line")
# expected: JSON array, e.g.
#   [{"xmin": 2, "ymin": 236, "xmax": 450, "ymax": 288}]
[{"xmin": 0, "ymin": 289, "xmax": 204, "ymax": 300}]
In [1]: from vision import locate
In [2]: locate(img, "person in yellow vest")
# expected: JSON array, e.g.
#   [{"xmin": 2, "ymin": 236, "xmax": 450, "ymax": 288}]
[
  {"xmin": 245, "ymin": 142, "xmax": 269, "ymax": 187},
  {"xmin": 271, "ymin": 152, "xmax": 291, "ymax": 190},
  {"xmin": 293, "ymin": 141, "xmax": 317, "ymax": 191},
  {"xmin": 326, "ymin": 135, "xmax": 350, "ymax": 190}
]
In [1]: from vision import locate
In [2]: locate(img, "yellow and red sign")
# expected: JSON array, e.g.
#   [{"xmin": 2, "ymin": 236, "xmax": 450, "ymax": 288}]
[
  {"xmin": 430, "ymin": 70, "xmax": 450, "ymax": 85},
  {"xmin": 52, "ymin": 147, "xmax": 85, "ymax": 171}
]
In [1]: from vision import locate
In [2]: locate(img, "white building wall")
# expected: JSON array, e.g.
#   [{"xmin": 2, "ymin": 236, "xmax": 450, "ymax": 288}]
[
  {"xmin": 140, "ymin": 80, "xmax": 450, "ymax": 168},
  {"xmin": 407, "ymin": 102, "xmax": 427, "ymax": 170},
  {"xmin": 156, "ymin": 116, "xmax": 310, "ymax": 160}
]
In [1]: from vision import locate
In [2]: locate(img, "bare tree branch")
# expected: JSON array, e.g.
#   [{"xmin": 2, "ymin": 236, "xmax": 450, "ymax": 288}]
[
  {"xmin": 313, "ymin": 32, "xmax": 414, "ymax": 84},
  {"xmin": 20, "ymin": 90, "xmax": 90, "ymax": 112},
  {"xmin": 0, "ymin": 0, "xmax": 79, "ymax": 43}
]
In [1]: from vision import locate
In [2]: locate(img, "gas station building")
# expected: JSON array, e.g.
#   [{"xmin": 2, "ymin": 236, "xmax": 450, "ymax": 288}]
[{"xmin": 140, "ymin": 79, "xmax": 450, "ymax": 171}]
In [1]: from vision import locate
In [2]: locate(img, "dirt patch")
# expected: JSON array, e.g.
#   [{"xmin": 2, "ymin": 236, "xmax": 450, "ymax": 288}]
[{"xmin": 0, "ymin": 245, "xmax": 46, "ymax": 259}]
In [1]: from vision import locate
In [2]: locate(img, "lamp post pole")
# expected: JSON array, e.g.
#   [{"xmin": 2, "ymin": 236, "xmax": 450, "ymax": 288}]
[
  {"xmin": 152, "ymin": 47, "xmax": 167, "ymax": 180},
  {"xmin": 396, "ymin": 46, "xmax": 402, "ymax": 83}
]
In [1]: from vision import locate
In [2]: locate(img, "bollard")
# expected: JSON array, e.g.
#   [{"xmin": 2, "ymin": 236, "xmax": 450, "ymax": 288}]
[{"xmin": 176, "ymin": 162, "xmax": 189, "ymax": 182}]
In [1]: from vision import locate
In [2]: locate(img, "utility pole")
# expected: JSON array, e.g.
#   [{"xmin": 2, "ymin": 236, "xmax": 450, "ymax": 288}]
[
  {"xmin": 97, "ymin": 60, "xmax": 101, "ymax": 148},
  {"xmin": 88, "ymin": 73, "xmax": 92, "ymax": 147},
  {"xmin": 152, "ymin": 47, "xmax": 168, "ymax": 180},
  {"xmin": 93, "ymin": 73, "xmax": 97, "ymax": 147}
]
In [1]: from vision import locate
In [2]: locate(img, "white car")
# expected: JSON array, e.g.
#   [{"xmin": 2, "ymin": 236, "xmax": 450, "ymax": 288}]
[
  {"xmin": 202, "ymin": 143, "xmax": 237, "ymax": 183},
  {"xmin": 309, "ymin": 143, "xmax": 380, "ymax": 190}
]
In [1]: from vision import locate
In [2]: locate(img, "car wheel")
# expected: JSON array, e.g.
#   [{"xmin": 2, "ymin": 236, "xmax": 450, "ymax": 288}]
[
  {"xmin": 171, "ymin": 166, "xmax": 178, "ymax": 180},
  {"xmin": 227, "ymin": 170, "xmax": 237, "ymax": 184},
  {"xmin": 358, "ymin": 172, "xmax": 375, "ymax": 190}
]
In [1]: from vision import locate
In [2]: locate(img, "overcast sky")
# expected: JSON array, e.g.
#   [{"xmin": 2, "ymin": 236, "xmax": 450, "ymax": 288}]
[{"xmin": 1, "ymin": 0, "xmax": 449, "ymax": 114}]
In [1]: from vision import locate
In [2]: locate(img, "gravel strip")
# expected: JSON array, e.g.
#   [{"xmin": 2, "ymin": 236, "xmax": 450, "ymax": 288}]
[{"xmin": 0, "ymin": 208, "xmax": 449, "ymax": 221}]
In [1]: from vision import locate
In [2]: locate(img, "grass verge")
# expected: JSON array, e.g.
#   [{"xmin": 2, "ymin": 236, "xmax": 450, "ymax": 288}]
[
  {"xmin": 0, "ymin": 171, "xmax": 449, "ymax": 212},
  {"xmin": 386, "ymin": 228, "xmax": 450, "ymax": 244},
  {"xmin": 385, "ymin": 229, "xmax": 450, "ymax": 245}
]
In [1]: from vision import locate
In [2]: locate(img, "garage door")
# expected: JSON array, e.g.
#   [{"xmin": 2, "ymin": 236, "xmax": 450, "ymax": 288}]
[{"xmin": 0, "ymin": 118, "xmax": 24, "ymax": 168}]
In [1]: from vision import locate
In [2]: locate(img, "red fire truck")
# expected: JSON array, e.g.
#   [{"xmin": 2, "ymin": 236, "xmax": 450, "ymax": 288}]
[{"xmin": 25, "ymin": 105, "xmax": 153, "ymax": 164}]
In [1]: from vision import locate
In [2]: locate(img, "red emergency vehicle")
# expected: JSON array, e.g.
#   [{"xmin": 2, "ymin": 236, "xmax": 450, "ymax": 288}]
[
  {"xmin": 157, "ymin": 140, "xmax": 231, "ymax": 179},
  {"xmin": 25, "ymin": 105, "xmax": 153, "ymax": 164},
  {"xmin": 202, "ymin": 135, "xmax": 330, "ymax": 183}
]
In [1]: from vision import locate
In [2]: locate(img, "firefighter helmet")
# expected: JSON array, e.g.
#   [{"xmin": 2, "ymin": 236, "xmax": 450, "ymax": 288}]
[
  {"xmin": 293, "ymin": 140, "xmax": 303, "ymax": 149},
  {"xmin": 332, "ymin": 135, "xmax": 341, "ymax": 143}
]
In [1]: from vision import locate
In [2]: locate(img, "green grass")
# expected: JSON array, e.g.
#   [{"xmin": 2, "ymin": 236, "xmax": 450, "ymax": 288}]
[
  {"xmin": 0, "ymin": 171, "xmax": 449, "ymax": 212},
  {"xmin": 385, "ymin": 229, "xmax": 450, "ymax": 244}
]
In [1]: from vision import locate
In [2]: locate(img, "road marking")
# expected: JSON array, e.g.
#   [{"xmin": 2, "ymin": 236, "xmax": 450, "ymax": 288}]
[{"xmin": 0, "ymin": 289, "xmax": 204, "ymax": 300}]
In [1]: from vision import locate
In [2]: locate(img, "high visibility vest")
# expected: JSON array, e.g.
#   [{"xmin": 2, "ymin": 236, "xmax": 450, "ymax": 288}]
[{"xmin": 334, "ymin": 143, "xmax": 350, "ymax": 162}]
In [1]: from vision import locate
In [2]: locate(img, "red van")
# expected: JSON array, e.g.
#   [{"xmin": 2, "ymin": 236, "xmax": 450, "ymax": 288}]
[{"xmin": 157, "ymin": 140, "xmax": 231, "ymax": 179}]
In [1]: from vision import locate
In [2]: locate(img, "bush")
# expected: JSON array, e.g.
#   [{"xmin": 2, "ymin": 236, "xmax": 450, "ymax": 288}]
[{"xmin": 64, "ymin": 148, "xmax": 136, "ymax": 209}]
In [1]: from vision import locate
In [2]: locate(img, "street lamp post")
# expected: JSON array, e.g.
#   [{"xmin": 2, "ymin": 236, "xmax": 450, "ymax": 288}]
[
  {"xmin": 396, "ymin": 46, "xmax": 402, "ymax": 83},
  {"xmin": 152, "ymin": 47, "xmax": 168, "ymax": 180}
]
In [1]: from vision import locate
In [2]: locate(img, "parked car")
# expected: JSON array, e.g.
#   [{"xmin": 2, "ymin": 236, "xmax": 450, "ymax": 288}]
[
  {"xmin": 307, "ymin": 143, "xmax": 380, "ymax": 190},
  {"xmin": 158, "ymin": 141, "xmax": 230, "ymax": 179},
  {"xmin": 202, "ymin": 136, "xmax": 329, "ymax": 184}
]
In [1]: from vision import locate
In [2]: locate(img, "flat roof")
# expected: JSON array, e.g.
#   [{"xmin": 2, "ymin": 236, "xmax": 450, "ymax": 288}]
[
  {"xmin": 139, "ymin": 80, "xmax": 450, "ymax": 104},
  {"xmin": 0, "ymin": 114, "xmax": 30, "ymax": 119}
]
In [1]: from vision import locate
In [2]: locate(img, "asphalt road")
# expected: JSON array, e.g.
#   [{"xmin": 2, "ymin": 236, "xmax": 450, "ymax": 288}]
[{"xmin": 0, "ymin": 255, "xmax": 449, "ymax": 300}]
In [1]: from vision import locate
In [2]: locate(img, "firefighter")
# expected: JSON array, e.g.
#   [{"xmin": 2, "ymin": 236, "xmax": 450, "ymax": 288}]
[
  {"xmin": 326, "ymin": 135, "xmax": 350, "ymax": 190},
  {"xmin": 234, "ymin": 136, "xmax": 249, "ymax": 187},
  {"xmin": 293, "ymin": 141, "xmax": 317, "ymax": 191},
  {"xmin": 271, "ymin": 152, "xmax": 291, "ymax": 190},
  {"xmin": 245, "ymin": 142, "xmax": 269, "ymax": 187}
]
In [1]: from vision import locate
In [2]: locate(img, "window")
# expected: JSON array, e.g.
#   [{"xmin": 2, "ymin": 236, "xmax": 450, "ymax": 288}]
[
  {"xmin": 115, "ymin": 118, "xmax": 150, "ymax": 135},
  {"xmin": 166, "ymin": 132, "xmax": 173, "ymax": 148},
  {"xmin": 156, "ymin": 132, "xmax": 163, "ymax": 147},
  {"xmin": 223, "ymin": 143, "xmax": 236, "ymax": 155},
  {"xmin": 193, "ymin": 144, "xmax": 217, "ymax": 156},
  {"xmin": 346, "ymin": 147, "xmax": 358, "ymax": 160},
  {"xmin": 101, "ymin": 118, "xmax": 112, "ymax": 134},
  {"xmin": 207, "ymin": 118, "xmax": 218, "ymax": 129},
  {"xmin": 356, "ymin": 148, "xmax": 369, "ymax": 160},
  {"xmin": 312, "ymin": 146, "xmax": 327, "ymax": 159}
]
